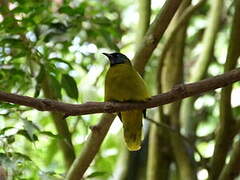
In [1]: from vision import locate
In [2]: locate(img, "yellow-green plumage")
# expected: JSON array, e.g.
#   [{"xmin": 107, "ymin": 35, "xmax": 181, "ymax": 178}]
[{"xmin": 104, "ymin": 57, "xmax": 149, "ymax": 151}]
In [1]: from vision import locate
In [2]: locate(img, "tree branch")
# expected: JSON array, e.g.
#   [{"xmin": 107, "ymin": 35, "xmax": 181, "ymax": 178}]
[
  {"xmin": 210, "ymin": 0, "xmax": 240, "ymax": 178},
  {"xmin": 218, "ymin": 140, "xmax": 240, "ymax": 180},
  {"xmin": 133, "ymin": 0, "xmax": 183, "ymax": 75},
  {"xmin": 65, "ymin": 113, "xmax": 115, "ymax": 180},
  {"xmin": 160, "ymin": 1, "xmax": 198, "ymax": 179},
  {"xmin": 146, "ymin": 117, "xmax": 204, "ymax": 162},
  {"xmin": 181, "ymin": 0, "xmax": 224, "ymax": 142},
  {"xmin": 157, "ymin": 0, "xmax": 206, "ymax": 68},
  {"xmin": 0, "ymin": 68, "xmax": 240, "ymax": 116}
]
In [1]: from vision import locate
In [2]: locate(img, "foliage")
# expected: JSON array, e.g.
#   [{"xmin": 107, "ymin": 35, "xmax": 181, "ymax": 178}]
[{"xmin": 0, "ymin": 0, "xmax": 124, "ymax": 178}]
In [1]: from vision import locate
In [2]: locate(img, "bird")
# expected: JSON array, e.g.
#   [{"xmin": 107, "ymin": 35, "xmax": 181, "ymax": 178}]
[{"xmin": 103, "ymin": 52, "xmax": 149, "ymax": 151}]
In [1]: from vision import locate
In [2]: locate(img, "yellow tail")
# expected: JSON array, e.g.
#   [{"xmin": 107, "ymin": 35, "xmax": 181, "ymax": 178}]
[{"xmin": 121, "ymin": 110, "xmax": 142, "ymax": 151}]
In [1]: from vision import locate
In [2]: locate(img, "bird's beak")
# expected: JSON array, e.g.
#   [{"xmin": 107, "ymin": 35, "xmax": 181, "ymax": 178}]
[{"xmin": 102, "ymin": 53, "xmax": 112, "ymax": 59}]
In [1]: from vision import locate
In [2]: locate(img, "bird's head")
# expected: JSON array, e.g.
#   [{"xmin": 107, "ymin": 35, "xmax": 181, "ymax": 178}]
[{"xmin": 103, "ymin": 52, "xmax": 131, "ymax": 66}]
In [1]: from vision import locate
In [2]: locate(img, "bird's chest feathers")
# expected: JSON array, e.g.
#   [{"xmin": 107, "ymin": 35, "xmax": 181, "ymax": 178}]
[
  {"xmin": 105, "ymin": 64, "xmax": 147, "ymax": 101},
  {"xmin": 106, "ymin": 64, "xmax": 136, "ymax": 90}
]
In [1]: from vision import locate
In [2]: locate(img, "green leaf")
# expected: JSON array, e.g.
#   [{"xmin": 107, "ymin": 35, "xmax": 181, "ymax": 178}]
[
  {"xmin": 0, "ymin": 127, "xmax": 14, "ymax": 134},
  {"xmin": 61, "ymin": 74, "xmax": 79, "ymax": 100},
  {"xmin": 0, "ymin": 153, "xmax": 8, "ymax": 159},
  {"xmin": 34, "ymin": 84, "xmax": 41, "ymax": 98},
  {"xmin": 2, "ymin": 17, "xmax": 26, "ymax": 34},
  {"xmin": 40, "ymin": 131, "xmax": 60, "ymax": 138},
  {"xmin": 44, "ymin": 139, "xmax": 58, "ymax": 165},
  {"xmin": 233, "ymin": 106, "xmax": 240, "ymax": 118},
  {"xmin": 49, "ymin": 58, "xmax": 73, "ymax": 69},
  {"xmin": 44, "ymin": 32, "xmax": 62, "ymax": 42},
  {"xmin": 58, "ymin": 6, "xmax": 75, "ymax": 16},
  {"xmin": 13, "ymin": 152, "xmax": 32, "ymax": 161},
  {"xmin": 49, "ymin": 75, "xmax": 62, "ymax": 99},
  {"xmin": 58, "ymin": 4, "xmax": 86, "ymax": 16},
  {"xmin": 92, "ymin": 17, "xmax": 111, "ymax": 25},
  {"xmin": 22, "ymin": 119, "xmax": 40, "ymax": 141},
  {"xmin": 36, "ymin": 65, "xmax": 46, "ymax": 83},
  {"xmin": 24, "ymin": 119, "xmax": 40, "ymax": 131},
  {"xmin": 49, "ymin": 22, "xmax": 67, "ymax": 32},
  {"xmin": 6, "ymin": 135, "xmax": 15, "ymax": 144},
  {"xmin": 17, "ymin": 130, "xmax": 38, "ymax": 142},
  {"xmin": 76, "ymin": 2, "xmax": 87, "ymax": 16},
  {"xmin": 86, "ymin": 171, "xmax": 107, "ymax": 178},
  {"xmin": 0, "ymin": 103, "xmax": 19, "ymax": 109},
  {"xmin": 0, "ymin": 38, "xmax": 24, "ymax": 48}
]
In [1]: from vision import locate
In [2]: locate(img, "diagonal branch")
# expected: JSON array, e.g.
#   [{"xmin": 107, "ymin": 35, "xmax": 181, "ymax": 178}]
[
  {"xmin": 157, "ymin": 0, "xmax": 206, "ymax": 67},
  {"xmin": 65, "ymin": 113, "xmax": 115, "ymax": 180},
  {"xmin": 0, "ymin": 68, "xmax": 240, "ymax": 116},
  {"xmin": 218, "ymin": 139, "xmax": 240, "ymax": 180},
  {"xmin": 133, "ymin": 0, "xmax": 183, "ymax": 75}
]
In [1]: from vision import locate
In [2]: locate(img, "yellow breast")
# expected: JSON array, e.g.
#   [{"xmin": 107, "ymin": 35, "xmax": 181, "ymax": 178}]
[{"xmin": 104, "ymin": 63, "xmax": 149, "ymax": 102}]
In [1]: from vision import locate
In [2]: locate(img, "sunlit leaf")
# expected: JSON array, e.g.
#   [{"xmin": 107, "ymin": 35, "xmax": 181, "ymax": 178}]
[
  {"xmin": 22, "ymin": 119, "xmax": 40, "ymax": 141},
  {"xmin": 49, "ymin": 58, "xmax": 73, "ymax": 69},
  {"xmin": 0, "ymin": 0, "xmax": 130, "ymax": 178},
  {"xmin": 17, "ymin": 130, "xmax": 38, "ymax": 142},
  {"xmin": 13, "ymin": 152, "xmax": 32, "ymax": 161},
  {"xmin": 44, "ymin": 139, "xmax": 58, "ymax": 165},
  {"xmin": 0, "ymin": 103, "xmax": 19, "ymax": 109},
  {"xmin": 0, "ymin": 127, "xmax": 14, "ymax": 135}
]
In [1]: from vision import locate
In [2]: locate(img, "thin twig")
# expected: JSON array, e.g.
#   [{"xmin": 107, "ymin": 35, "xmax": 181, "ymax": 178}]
[
  {"xmin": 145, "ymin": 117, "xmax": 205, "ymax": 162},
  {"xmin": 219, "ymin": 140, "xmax": 240, "ymax": 180}
]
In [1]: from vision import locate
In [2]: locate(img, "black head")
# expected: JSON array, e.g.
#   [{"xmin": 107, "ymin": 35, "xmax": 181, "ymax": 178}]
[{"xmin": 103, "ymin": 52, "xmax": 130, "ymax": 66}]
